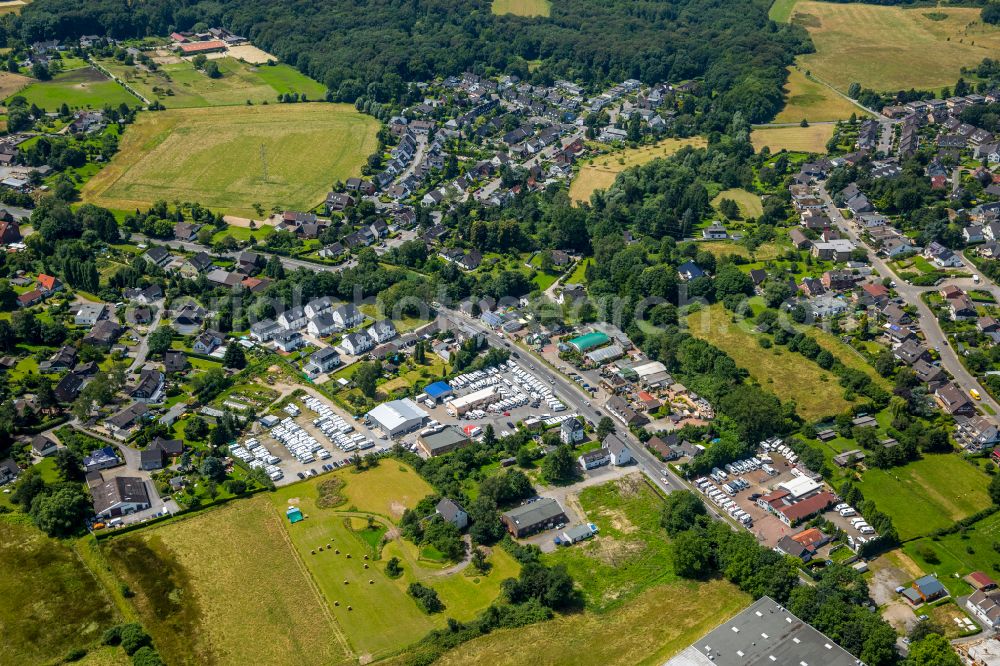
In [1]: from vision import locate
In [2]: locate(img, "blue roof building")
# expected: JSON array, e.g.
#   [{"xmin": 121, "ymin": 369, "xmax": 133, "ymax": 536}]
[
  {"xmin": 83, "ymin": 446, "xmax": 120, "ymax": 472},
  {"xmin": 425, "ymin": 381, "xmax": 453, "ymax": 402}
]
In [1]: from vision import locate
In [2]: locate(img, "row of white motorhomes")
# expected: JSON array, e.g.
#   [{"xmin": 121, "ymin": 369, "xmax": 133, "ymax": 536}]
[
  {"xmin": 230, "ymin": 438, "xmax": 283, "ymax": 481},
  {"xmin": 835, "ymin": 502, "xmax": 877, "ymax": 535},
  {"xmin": 760, "ymin": 438, "xmax": 798, "ymax": 464},
  {"xmin": 301, "ymin": 396, "xmax": 374, "ymax": 453},
  {"xmin": 694, "ymin": 477, "xmax": 753, "ymax": 527},
  {"xmin": 270, "ymin": 417, "xmax": 330, "ymax": 464}
]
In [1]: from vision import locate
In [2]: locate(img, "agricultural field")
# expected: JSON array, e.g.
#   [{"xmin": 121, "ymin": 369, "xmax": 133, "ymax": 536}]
[
  {"xmin": 568, "ymin": 137, "xmax": 707, "ymax": 205},
  {"xmin": 750, "ymin": 124, "xmax": 834, "ymax": 154},
  {"xmin": 768, "ymin": 0, "xmax": 800, "ymax": 23},
  {"xmin": 429, "ymin": 579, "xmax": 749, "ymax": 666},
  {"xmin": 773, "ymin": 67, "xmax": 864, "ymax": 124},
  {"xmin": 687, "ymin": 303, "xmax": 853, "ymax": 420},
  {"xmin": 791, "ymin": 2, "xmax": 1000, "ymax": 91},
  {"xmin": 14, "ymin": 66, "xmax": 139, "ymax": 111},
  {"xmin": 697, "ymin": 240, "xmax": 782, "ymax": 261},
  {"xmin": 858, "ymin": 455, "xmax": 991, "ymax": 541},
  {"xmin": 98, "ymin": 57, "xmax": 327, "ymax": 108},
  {"xmin": 903, "ymin": 509, "xmax": 1000, "ymax": 596},
  {"xmin": 271, "ymin": 463, "xmax": 519, "ymax": 661},
  {"xmin": 0, "ymin": 0, "xmax": 28, "ymax": 15},
  {"xmin": 491, "ymin": 0, "xmax": 551, "ymax": 17},
  {"xmin": 105, "ymin": 497, "xmax": 350, "ymax": 666},
  {"xmin": 0, "ymin": 518, "xmax": 118, "ymax": 665},
  {"xmin": 80, "ymin": 103, "xmax": 379, "ymax": 218},
  {"xmin": 0, "ymin": 71, "xmax": 30, "ymax": 98},
  {"xmin": 711, "ymin": 188, "xmax": 763, "ymax": 219}
]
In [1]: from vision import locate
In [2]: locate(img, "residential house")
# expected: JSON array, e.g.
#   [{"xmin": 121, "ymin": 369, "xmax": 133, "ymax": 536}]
[
  {"xmin": 924, "ymin": 241, "xmax": 963, "ymax": 268},
  {"xmin": 912, "ymin": 359, "xmax": 945, "ymax": 385},
  {"xmin": 307, "ymin": 313, "xmax": 338, "ymax": 337},
  {"xmin": 305, "ymin": 296, "xmax": 334, "ymax": 319},
  {"xmin": 31, "ymin": 434, "xmax": 58, "ymax": 457},
  {"xmin": 955, "ymin": 415, "xmax": 1000, "ymax": 451},
  {"xmin": 54, "ymin": 373, "xmax": 84, "ymax": 403},
  {"xmin": 367, "ymin": 320, "xmax": 397, "ymax": 344},
  {"xmin": 180, "ymin": 252, "xmax": 213, "ymax": 278},
  {"xmin": 435, "ymin": 498, "xmax": 469, "ymax": 530},
  {"xmin": 91, "ymin": 476, "xmax": 151, "ymax": 518},
  {"xmin": 948, "ymin": 293, "xmax": 978, "ymax": 321},
  {"xmin": 339, "ymin": 331, "xmax": 373, "ymax": 356},
  {"xmin": 83, "ymin": 320, "xmax": 122, "ymax": 349},
  {"xmin": 701, "ymin": 221, "xmax": 728, "ymax": 240},
  {"xmin": 935, "ymin": 382, "xmax": 975, "ymax": 415},
  {"xmin": 893, "ymin": 339, "xmax": 930, "ymax": 366},
  {"xmin": 142, "ymin": 246, "xmax": 172, "ymax": 268},
  {"xmin": 273, "ymin": 330, "xmax": 305, "ymax": 353},
  {"xmin": 677, "ymin": 261, "xmax": 706, "ymax": 281},
  {"xmin": 250, "ymin": 319, "xmax": 281, "ymax": 342},
  {"xmin": 163, "ymin": 350, "xmax": 189, "ymax": 374},
  {"xmin": 193, "ymin": 330, "xmax": 224, "ymax": 355},
  {"xmin": 606, "ymin": 396, "xmax": 648, "ymax": 426},
  {"xmin": 105, "ymin": 403, "xmax": 149, "ymax": 440},
  {"xmin": 303, "ymin": 347, "xmax": 341, "ymax": 376},
  {"xmin": 789, "ymin": 228, "xmax": 811, "ymax": 250},
  {"xmin": 82, "ymin": 447, "xmax": 120, "ymax": 473},
  {"xmin": 36, "ymin": 274, "xmax": 62, "ymax": 294},
  {"xmin": 560, "ymin": 418, "xmax": 585, "ymax": 445},
  {"xmin": 331, "ymin": 304, "xmax": 363, "ymax": 330},
  {"xmin": 173, "ymin": 221, "xmax": 202, "ymax": 241},
  {"xmin": 278, "ymin": 306, "xmax": 307, "ymax": 330},
  {"xmin": 130, "ymin": 369, "xmax": 165, "ymax": 403}
]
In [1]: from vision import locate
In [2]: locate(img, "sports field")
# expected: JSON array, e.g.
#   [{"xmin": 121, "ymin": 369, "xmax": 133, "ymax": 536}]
[
  {"xmin": 569, "ymin": 137, "xmax": 707, "ymax": 205},
  {"xmin": 712, "ymin": 188, "xmax": 763, "ymax": 219},
  {"xmin": 687, "ymin": 303, "xmax": 853, "ymax": 420},
  {"xmin": 271, "ymin": 463, "xmax": 519, "ymax": 661},
  {"xmin": 430, "ymin": 579, "xmax": 748, "ymax": 666},
  {"xmin": 750, "ymin": 124, "xmax": 833, "ymax": 154},
  {"xmin": 491, "ymin": 0, "xmax": 551, "ymax": 17},
  {"xmin": 98, "ymin": 57, "xmax": 327, "ymax": 108},
  {"xmin": 792, "ymin": 2, "xmax": 1000, "ymax": 91},
  {"xmin": 0, "ymin": 518, "xmax": 118, "ymax": 665},
  {"xmin": 773, "ymin": 68, "xmax": 864, "ymax": 124},
  {"xmin": 81, "ymin": 104, "xmax": 378, "ymax": 218},
  {"xmin": 14, "ymin": 66, "xmax": 138, "ymax": 110},
  {"xmin": 858, "ymin": 455, "xmax": 991, "ymax": 540},
  {"xmin": 106, "ymin": 497, "xmax": 350, "ymax": 666}
]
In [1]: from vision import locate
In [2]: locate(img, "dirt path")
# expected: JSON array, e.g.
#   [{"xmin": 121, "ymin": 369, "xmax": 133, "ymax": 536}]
[{"xmin": 222, "ymin": 214, "xmax": 276, "ymax": 228}]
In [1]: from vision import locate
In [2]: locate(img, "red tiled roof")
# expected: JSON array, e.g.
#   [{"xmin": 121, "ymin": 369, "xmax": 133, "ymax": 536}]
[
  {"xmin": 37, "ymin": 274, "xmax": 57, "ymax": 291},
  {"xmin": 969, "ymin": 571, "xmax": 997, "ymax": 589},
  {"xmin": 862, "ymin": 283, "xmax": 888, "ymax": 298},
  {"xmin": 777, "ymin": 492, "xmax": 835, "ymax": 523},
  {"xmin": 791, "ymin": 527, "xmax": 825, "ymax": 548},
  {"xmin": 178, "ymin": 40, "xmax": 226, "ymax": 54}
]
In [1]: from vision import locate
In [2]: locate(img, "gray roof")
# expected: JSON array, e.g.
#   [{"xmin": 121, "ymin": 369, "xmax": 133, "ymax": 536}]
[
  {"xmin": 436, "ymin": 498, "xmax": 465, "ymax": 522},
  {"xmin": 664, "ymin": 596, "xmax": 857, "ymax": 666},
  {"xmin": 419, "ymin": 426, "xmax": 470, "ymax": 453},
  {"xmin": 502, "ymin": 497, "xmax": 565, "ymax": 528},
  {"xmin": 91, "ymin": 476, "xmax": 150, "ymax": 516}
]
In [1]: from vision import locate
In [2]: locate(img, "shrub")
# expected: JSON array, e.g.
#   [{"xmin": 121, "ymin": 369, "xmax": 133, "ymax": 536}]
[{"xmin": 119, "ymin": 623, "xmax": 151, "ymax": 656}]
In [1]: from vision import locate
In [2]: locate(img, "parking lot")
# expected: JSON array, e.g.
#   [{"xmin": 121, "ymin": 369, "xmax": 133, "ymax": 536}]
[{"xmin": 234, "ymin": 391, "xmax": 390, "ymax": 486}]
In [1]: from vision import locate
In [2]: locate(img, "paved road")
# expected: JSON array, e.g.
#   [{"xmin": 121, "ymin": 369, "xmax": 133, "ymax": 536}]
[
  {"xmin": 128, "ymin": 305, "xmax": 164, "ymax": 372},
  {"xmin": 818, "ymin": 184, "xmax": 1000, "ymax": 415}
]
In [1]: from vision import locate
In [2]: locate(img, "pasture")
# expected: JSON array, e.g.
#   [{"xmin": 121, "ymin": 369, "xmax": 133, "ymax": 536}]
[
  {"xmin": 430, "ymin": 579, "xmax": 749, "ymax": 666},
  {"xmin": 712, "ymin": 188, "xmax": 763, "ymax": 219},
  {"xmin": 105, "ymin": 497, "xmax": 349, "ymax": 666},
  {"xmin": 568, "ymin": 137, "xmax": 707, "ymax": 205},
  {"xmin": 98, "ymin": 57, "xmax": 326, "ymax": 108},
  {"xmin": 750, "ymin": 124, "xmax": 834, "ymax": 154},
  {"xmin": 903, "ymin": 510, "xmax": 1000, "ymax": 596},
  {"xmin": 686, "ymin": 303, "xmax": 853, "ymax": 420},
  {"xmin": 858, "ymin": 455, "xmax": 991, "ymax": 541},
  {"xmin": 773, "ymin": 67, "xmax": 864, "ymax": 124},
  {"xmin": 271, "ymin": 463, "xmax": 518, "ymax": 661},
  {"xmin": 80, "ymin": 103, "xmax": 378, "ymax": 218},
  {"xmin": 0, "ymin": 71, "xmax": 30, "ymax": 99},
  {"xmin": 0, "ymin": 518, "xmax": 118, "ymax": 665},
  {"xmin": 491, "ymin": 0, "xmax": 551, "ymax": 17},
  {"xmin": 792, "ymin": 2, "xmax": 1000, "ymax": 91},
  {"xmin": 14, "ymin": 66, "xmax": 138, "ymax": 111}
]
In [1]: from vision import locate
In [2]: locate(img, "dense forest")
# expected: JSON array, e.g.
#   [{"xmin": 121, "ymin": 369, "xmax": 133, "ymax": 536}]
[{"xmin": 12, "ymin": 0, "xmax": 809, "ymax": 122}]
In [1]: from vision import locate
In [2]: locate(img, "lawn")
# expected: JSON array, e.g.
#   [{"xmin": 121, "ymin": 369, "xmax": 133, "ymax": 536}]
[
  {"xmin": 568, "ymin": 137, "xmax": 707, "ymax": 205},
  {"xmin": 750, "ymin": 124, "xmax": 834, "ymax": 154},
  {"xmin": 80, "ymin": 103, "xmax": 379, "ymax": 218},
  {"xmin": 428, "ymin": 579, "xmax": 749, "ymax": 666},
  {"xmin": 271, "ymin": 463, "xmax": 518, "ymax": 661},
  {"xmin": 773, "ymin": 67, "xmax": 866, "ymax": 124},
  {"xmin": 687, "ymin": 303, "xmax": 853, "ymax": 420},
  {"xmin": 13, "ymin": 66, "xmax": 139, "ymax": 111},
  {"xmin": 0, "ymin": 517, "xmax": 119, "ymax": 664},
  {"xmin": 544, "ymin": 475, "xmax": 674, "ymax": 611},
  {"xmin": 858, "ymin": 455, "xmax": 992, "ymax": 541},
  {"xmin": 567, "ymin": 258, "xmax": 591, "ymax": 284},
  {"xmin": 98, "ymin": 57, "xmax": 326, "ymax": 108},
  {"xmin": 212, "ymin": 224, "xmax": 274, "ymax": 243},
  {"xmin": 792, "ymin": 2, "xmax": 1000, "ymax": 92},
  {"xmin": 698, "ymin": 240, "xmax": 782, "ymax": 261},
  {"xmin": 711, "ymin": 188, "xmax": 763, "ymax": 219},
  {"xmin": 903, "ymin": 510, "xmax": 1000, "ymax": 596},
  {"xmin": 491, "ymin": 0, "xmax": 551, "ymax": 17},
  {"xmin": 105, "ymin": 497, "xmax": 350, "ymax": 666}
]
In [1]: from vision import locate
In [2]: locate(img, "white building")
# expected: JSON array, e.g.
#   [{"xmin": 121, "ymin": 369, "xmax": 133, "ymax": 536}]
[
  {"xmin": 366, "ymin": 398, "xmax": 428, "ymax": 437},
  {"xmin": 273, "ymin": 330, "xmax": 305, "ymax": 352},
  {"xmin": 331, "ymin": 304, "xmax": 363, "ymax": 329},
  {"xmin": 338, "ymin": 332, "xmax": 372, "ymax": 356},
  {"xmin": 278, "ymin": 306, "xmax": 307, "ymax": 330},
  {"xmin": 307, "ymin": 313, "xmax": 337, "ymax": 337},
  {"xmin": 445, "ymin": 386, "xmax": 498, "ymax": 416}
]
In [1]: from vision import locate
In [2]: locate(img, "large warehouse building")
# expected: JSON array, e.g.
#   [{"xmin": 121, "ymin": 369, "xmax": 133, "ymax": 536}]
[
  {"xmin": 365, "ymin": 398, "xmax": 428, "ymax": 437},
  {"xmin": 417, "ymin": 426, "xmax": 471, "ymax": 457}
]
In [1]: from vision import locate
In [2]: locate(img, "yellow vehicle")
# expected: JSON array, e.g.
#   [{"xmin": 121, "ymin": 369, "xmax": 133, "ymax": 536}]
[{"xmin": 971, "ymin": 389, "xmax": 981, "ymax": 401}]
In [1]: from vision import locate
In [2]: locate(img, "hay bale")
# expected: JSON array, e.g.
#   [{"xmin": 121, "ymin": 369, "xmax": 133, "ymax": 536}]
[
  {"xmin": 369, "ymin": 579, "xmax": 374, "ymax": 584},
  {"xmin": 364, "ymin": 563, "xmax": 369, "ymax": 569}
]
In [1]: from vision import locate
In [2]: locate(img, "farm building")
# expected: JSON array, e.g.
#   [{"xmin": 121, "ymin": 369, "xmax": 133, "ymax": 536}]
[
  {"xmin": 178, "ymin": 40, "xmax": 227, "ymax": 55},
  {"xmin": 501, "ymin": 498, "xmax": 568, "ymax": 538}
]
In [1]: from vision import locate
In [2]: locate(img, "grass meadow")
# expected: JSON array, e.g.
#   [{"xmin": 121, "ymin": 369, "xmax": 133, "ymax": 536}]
[
  {"xmin": 0, "ymin": 517, "xmax": 118, "ymax": 665},
  {"xmin": 491, "ymin": 0, "xmax": 551, "ymax": 17},
  {"xmin": 14, "ymin": 66, "xmax": 138, "ymax": 111},
  {"xmin": 98, "ymin": 57, "xmax": 326, "ymax": 108},
  {"xmin": 569, "ymin": 137, "xmax": 707, "ymax": 205},
  {"xmin": 857, "ymin": 455, "xmax": 991, "ymax": 541},
  {"xmin": 711, "ymin": 188, "xmax": 763, "ymax": 219},
  {"xmin": 80, "ymin": 103, "xmax": 378, "ymax": 218},
  {"xmin": 792, "ymin": 2, "xmax": 1000, "ymax": 91},
  {"xmin": 903, "ymin": 509, "xmax": 1000, "ymax": 596},
  {"xmin": 750, "ymin": 124, "xmax": 834, "ymax": 154},
  {"xmin": 686, "ymin": 303, "xmax": 854, "ymax": 420},
  {"xmin": 773, "ymin": 67, "xmax": 865, "ymax": 123}
]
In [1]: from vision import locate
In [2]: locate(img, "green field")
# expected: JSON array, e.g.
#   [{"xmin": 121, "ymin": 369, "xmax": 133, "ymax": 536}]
[
  {"xmin": 81, "ymin": 103, "xmax": 378, "ymax": 218},
  {"xmin": 750, "ymin": 124, "xmax": 834, "ymax": 154},
  {"xmin": 0, "ymin": 517, "xmax": 118, "ymax": 665},
  {"xmin": 687, "ymin": 303, "xmax": 853, "ymax": 420},
  {"xmin": 711, "ymin": 188, "xmax": 763, "ymax": 219},
  {"xmin": 768, "ymin": 0, "xmax": 800, "ymax": 22},
  {"xmin": 773, "ymin": 67, "xmax": 865, "ymax": 124},
  {"xmin": 271, "ymin": 463, "xmax": 519, "ymax": 661},
  {"xmin": 98, "ymin": 57, "xmax": 327, "ymax": 108},
  {"xmin": 792, "ymin": 2, "xmax": 1000, "ymax": 92},
  {"xmin": 491, "ymin": 0, "xmax": 551, "ymax": 17},
  {"xmin": 904, "ymin": 510, "xmax": 1000, "ymax": 596},
  {"xmin": 858, "ymin": 455, "xmax": 992, "ymax": 540},
  {"xmin": 14, "ymin": 66, "xmax": 138, "ymax": 111}
]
